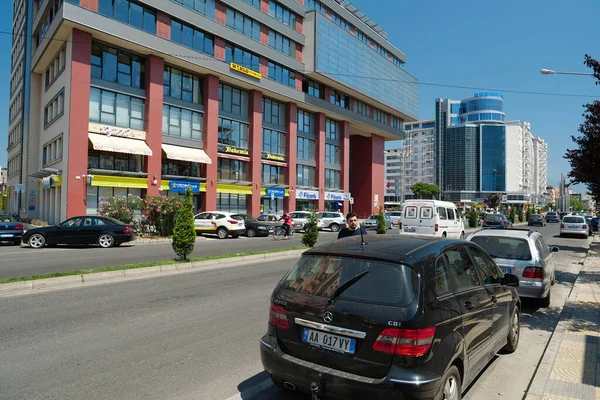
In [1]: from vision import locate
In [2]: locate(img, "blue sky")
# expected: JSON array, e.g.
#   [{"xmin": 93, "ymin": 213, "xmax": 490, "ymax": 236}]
[{"xmin": 1, "ymin": 0, "xmax": 598, "ymax": 192}]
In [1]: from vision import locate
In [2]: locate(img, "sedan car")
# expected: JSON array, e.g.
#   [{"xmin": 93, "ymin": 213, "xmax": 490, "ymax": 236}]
[
  {"xmin": 232, "ymin": 214, "xmax": 274, "ymax": 237},
  {"xmin": 482, "ymin": 213, "xmax": 513, "ymax": 229},
  {"xmin": 22, "ymin": 216, "xmax": 134, "ymax": 249},
  {"xmin": 194, "ymin": 211, "xmax": 246, "ymax": 239},
  {"xmin": 289, "ymin": 211, "xmax": 324, "ymax": 232},
  {"xmin": 560, "ymin": 215, "xmax": 589, "ymax": 238},
  {"xmin": 0, "ymin": 214, "xmax": 24, "ymax": 245},
  {"xmin": 388, "ymin": 211, "xmax": 403, "ymax": 226},
  {"xmin": 261, "ymin": 235, "xmax": 520, "ymax": 399},
  {"xmin": 257, "ymin": 214, "xmax": 282, "ymax": 228},
  {"xmin": 528, "ymin": 214, "xmax": 546, "ymax": 227},
  {"xmin": 317, "ymin": 212, "xmax": 346, "ymax": 232},
  {"xmin": 468, "ymin": 229, "xmax": 557, "ymax": 307},
  {"xmin": 545, "ymin": 212, "xmax": 560, "ymax": 223},
  {"xmin": 362, "ymin": 213, "xmax": 392, "ymax": 230}
]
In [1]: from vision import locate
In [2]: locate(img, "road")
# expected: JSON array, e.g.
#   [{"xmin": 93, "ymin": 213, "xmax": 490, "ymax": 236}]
[{"xmin": 0, "ymin": 224, "xmax": 590, "ymax": 400}]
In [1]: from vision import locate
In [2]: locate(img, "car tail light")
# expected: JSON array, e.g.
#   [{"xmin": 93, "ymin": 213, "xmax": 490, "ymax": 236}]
[
  {"xmin": 523, "ymin": 266, "xmax": 545, "ymax": 279},
  {"xmin": 268, "ymin": 304, "xmax": 289, "ymax": 329},
  {"xmin": 15, "ymin": 224, "xmax": 24, "ymax": 230},
  {"xmin": 583, "ymin": 224, "xmax": 587, "ymax": 229},
  {"xmin": 227, "ymin": 219, "xmax": 239, "ymax": 224},
  {"xmin": 123, "ymin": 226, "xmax": 132, "ymax": 234},
  {"xmin": 560, "ymin": 223, "xmax": 564, "ymax": 228},
  {"xmin": 373, "ymin": 327, "xmax": 435, "ymax": 357},
  {"xmin": 434, "ymin": 224, "xmax": 439, "ymax": 232}
]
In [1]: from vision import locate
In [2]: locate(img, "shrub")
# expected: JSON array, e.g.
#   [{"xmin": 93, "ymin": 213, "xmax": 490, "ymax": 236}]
[
  {"xmin": 376, "ymin": 207, "xmax": 387, "ymax": 234},
  {"xmin": 518, "ymin": 208, "xmax": 525, "ymax": 223},
  {"xmin": 301, "ymin": 210, "xmax": 319, "ymax": 247},
  {"xmin": 172, "ymin": 188, "xmax": 196, "ymax": 260},
  {"xmin": 468, "ymin": 209, "xmax": 479, "ymax": 228},
  {"xmin": 526, "ymin": 207, "xmax": 531, "ymax": 221},
  {"xmin": 98, "ymin": 194, "xmax": 144, "ymax": 224},
  {"xmin": 509, "ymin": 208, "xmax": 516, "ymax": 223},
  {"xmin": 144, "ymin": 195, "xmax": 183, "ymax": 237}
]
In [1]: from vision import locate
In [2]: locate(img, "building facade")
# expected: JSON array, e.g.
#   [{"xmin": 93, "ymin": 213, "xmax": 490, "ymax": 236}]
[
  {"xmin": 532, "ymin": 135, "xmax": 548, "ymax": 204},
  {"xmin": 6, "ymin": 0, "xmax": 419, "ymax": 223}
]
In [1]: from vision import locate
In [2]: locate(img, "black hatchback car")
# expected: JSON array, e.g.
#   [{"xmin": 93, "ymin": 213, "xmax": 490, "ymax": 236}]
[
  {"xmin": 260, "ymin": 235, "xmax": 520, "ymax": 400},
  {"xmin": 482, "ymin": 213, "xmax": 513, "ymax": 229}
]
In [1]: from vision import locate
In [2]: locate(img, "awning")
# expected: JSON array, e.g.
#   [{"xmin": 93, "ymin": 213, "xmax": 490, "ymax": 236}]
[
  {"xmin": 88, "ymin": 133, "xmax": 152, "ymax": 156},
  {"xmin": 162, "ymin": 144, "xmax": 212, "ymax": 164}
]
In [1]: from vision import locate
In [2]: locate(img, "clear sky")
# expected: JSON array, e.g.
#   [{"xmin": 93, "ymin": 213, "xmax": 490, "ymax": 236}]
[{"xmin": 1, "ymin": 0, "xmax": 598, "ymax": 192}]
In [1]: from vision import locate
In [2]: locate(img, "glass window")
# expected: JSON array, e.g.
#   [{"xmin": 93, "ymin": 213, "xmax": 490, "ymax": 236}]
[
  {"xmin": 297, "ymin": 109, "xmax": 312, "ymax": 134},
  {"xmin": 90, "ymin": 87, "xmax": 145, "ymax": 129},
  {"xmin": 297, "ymin": 164, "xmax": 315, "ymax": 187},
  {"xmin": 470, "ymin": 236, "xmax": 532, "ymax": 261},
  {"xmin": 325, "ymin": 169, "xmax": 340, "ymax": 189},
  {"xmin": 171, "ymin": 18, "xmax": 214, "ymax": 56},
  {"xmin": 437, "ymin": 207, "xmax": 447, "ymax": 220},
  {"xmin": 434, "ymin": 256, "xmax": 452, "ymax": 297},
  {"xmin": 444, "ymin": 247, "xmax": 481, "ymax": 291},
  {"xmin": 297, "ymin": 137, "xmax": 315, "ymax": 161},
  {"xmin": 218, "ymin": 117, "xmax": 249, "ymax": 149},
  {"xmin": 468, "ymin": 246, "xmax": 501, "ymax": 285},
  {"xmin": 420, "ymin": 207, "xmax": 433, "ymax": 219},
  {"xmin": 325, "ymin": 144, "xmax": 340, "ymax": 165},
  {"xmin": 164, "ymin": 66, "xmax": 202, "ymax": 104},
  {"xmin": 267, "ymin": 61, "xmax": 296, "ymax": 88},
  {"xmin": 218, "ymin": 158, "xmax": 249, "ymax": 181},
  {"xmin": 92, "ymin": 42, "xmax": 145, "ymax": 89},
  {"xmin": 219, "ymin": 83, "xmax": 248, "ymax": 118},
  {"xmin": 325, "ymin": 119, "xmax": 339, "ymax": 141},
  {"xmin": 129, "ymin": 2, "xmax": 143, "ymax": 29},
  {"xmin": 261, "ymin": 164, "xmax": 285, "ymax": 184},
  {"xmin": 447, "ymin": 208, "xmax": 456, "ymax": 221},
  {"xmin": 262, "ymin": 128, "xmax": 285, "ymax": 155}
]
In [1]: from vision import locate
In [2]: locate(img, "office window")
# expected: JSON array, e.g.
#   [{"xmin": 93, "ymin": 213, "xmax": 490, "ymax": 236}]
[
  {"xmin": 269, "ymin": 1, "xmax": 297, "ymax": 28},
  {"xmin": 216, "ymin": 194, "xmax": 247, "ymax": 214},
  {"xmin": 306, "ymin": 0, "xmax": 327, "ymax": 14},
  {"xmin": 8, "ymin": 122, "xmax": 22, "ymax": 151},
  {"xmin": 268, "ymin": 30, "xmax": 291, "ymax": 56},
  {"xmin": 243, "ymin": 0, "xmax": 260, "ymax": 8},
  {"xmin": 297, "ymin": 137, "xmax": 315, "ymax": 161},
  {"xmin": 262, "ymin": 98, "xmax": 284, "ymax": 126},
  {"xmin": 162, "ymin": 105, "xmax": 202, "ymax": 140},
  {"xmin": 91, "ymin": 42, "xmax": 145, "ymax": 88},
  {"xmin": 98, "ymin": 0, "xmax": 156, "ymax": 34},
  {"xmin": 42, "ymin": 135, "xmax": 63, "ymax": 166},
  {"xmin": 353, "ymin": 99, "xmax": 370, "ymax": 118},
  {"xmin": 391, "ymin": 117, "xmax": 403, "ymax": 131},
  {"xmin": 297, "ymin": 109, "xmax": 312, "ymax": 135},
  {"xmin": 262, "ymin": 164, "xmax": 285, "ymax": 184},
  {"xmin": 373, "ymin": 109, "xmax": 388, "ymax": 124},
  {"xmin": 162, "ymin": 159, "xmax": 202, "ymax": 177},
  {"xmin": 331, "ymin": 12, "xmax": 350, "ymax": 31},
  {"xmin": 325, "ymin": 169, "xmax": 340, "ymax": 189},
  {"xmin": 262, "ymin": 128, "xmax": 285, "ymax": 155},
  {"xmin": 44, "ymin": 89, "xmax": 65, "ymax": 127},
  {"xmin": 45, "ymin": 46, "xmax": 66, "ymax": 89},
  {"xmin": 89, "ymin": 87, "xmax": 144, "ymax": 130},
  {"xmin": 218, "ymin": 117, "xmax": 249, "ymax": 149},
  {"xmin": 330, "ymin": 89, "xmax": 349, "ymax": 109},
  {"xmin": 225, "ymin": 43, "xmax": 260, "ymax": 72},
  {"xmin": 325, "ymin": 143, "xmax": 340, "ymax": 165},
  {"xmin": 226, "ymin": 8, "xmax": 261, "ymax": 41},
  {"xmin": 219, "ymin": 83, "xmax": 248, "ymax": 117},
  {"xmin": 302, "ymin": 78, "xmax": 324, "ymax": 99},
  {"xmin": 171, "ymin": 19, "xmax": 215, "ymax": 56},
  {"xmin": 326, "ymin": 118, "xmax": 339, "ymax": 141},
  {"xmin": 218, "ymin": 158, "xmax": 248, "ymax": 181},
  {"xmin": 163, "ymin": 66, "xmax": 202, "ymax": 104},
  {"xmin": 355, "ymin": 29, "xmax": 369, "ymax": 45},
  {"xmin": 297, "ymin": 164, "xmax": 315, "ymax": 187},
  {"xmin": 88, "ymin": 150, "xmax": 143, "ymax": 172},
  {"xmin": 172, "ymin": 0, "xmax": 215, "ymax": 19},
  {"xmin": 8, "ymin": 153, "xmax": 21, "ymax": 177},
  {"xmin": 267, "ymin": 61, "xmax": 296, "ymax": 88}
]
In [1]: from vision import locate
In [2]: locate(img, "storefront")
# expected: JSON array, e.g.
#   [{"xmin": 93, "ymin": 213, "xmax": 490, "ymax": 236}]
[
  {"xmin": 216, "ymin": 183, "xmax": 252, "ymax": 214},
  {"xmin": 162, "ymin": 179, "xmax": 206, "ymax": 213},
  {"xmin": 296, "ymin": 189, "xmax": 319, "ymax": 211},
  {"xmin": 261, "ymin": 187, "xmax": 287, "ymax": 214},
  {"xmin": 324, "ymin": 191, "xmax": 350, "ymax": 212},
  {"xmin": 39, "ymin": 175, "xmax": 62, "ymax": 224},
  {"xmin": 86, "ymin": 175, "xmax": 146, "ymax": 215}
]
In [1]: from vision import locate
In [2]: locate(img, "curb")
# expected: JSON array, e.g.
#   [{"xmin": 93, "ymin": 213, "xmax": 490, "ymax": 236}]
[{"xmin": 0, "ymin": 249, "xmax": 305, "ymax": 297}]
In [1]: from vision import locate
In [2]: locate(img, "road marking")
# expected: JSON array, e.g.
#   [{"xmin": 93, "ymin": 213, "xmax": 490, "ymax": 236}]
[{"xmin": 224, "ymin": 379, "xmax": 272, "ymax": 400}]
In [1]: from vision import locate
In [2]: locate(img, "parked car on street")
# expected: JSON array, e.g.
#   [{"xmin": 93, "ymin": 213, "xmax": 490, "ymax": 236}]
[
  {"xmin": 362, "ymin": 213, "xmax": 392, "ymax": 230},
  {"xmin": 560, "ymin": 215, "xmax": 589, "ymax": 238},
  {"xmin": 591, "ymin": 217, "xmax": 599, "ymax": 233},
  {"xmin": 232, "ymin": 214, "xmax": 274, "ymax": 237},
  {"xmin": 528, "ymin": 214, "xmax": 546, "ymax": 227},
  {"xmin": 261, "ymin": 235, "xmax": 521, "ymax": 399},
  {"xmin": 468, "ymin": 228, "xmax": 557, "ymax": 307},
  {"xmin": 194, "ymin": 212, "xmax": 246, "ymax": 239},
  {"xmin": 22, "ymin": 216, "xmax": 134, "ymax": 249},
  {"xmin": 482, "ymin": 213, "xmax": 513, "ymax": 229},
  {"xmin": 0, "ymin": 214, "xmax": 24, "ymax": 245},
  {"xmin": 317, "ymin": 211, "xmax": 346, "ymax": 232},
  {"xmin": 584, "ymin": 217, "xmax": 594, "ymax": 237},
  {"xmin": 256, "ymin": 214, "xmax": 282, "ymax": 228},
  {"xmin": 388, "ymin": 211, "xmax": 403, "ymax": 226},
  {"xmin": 545, "ymin": 212, "xmax": 560, "ymax": 223},
  {"xmin": 289, "ymin": 211, "xmax": 324, "ymax": 232},
  {"xmin": 399, "ymin": 200, "xmax": 465, "ymax": 238}
]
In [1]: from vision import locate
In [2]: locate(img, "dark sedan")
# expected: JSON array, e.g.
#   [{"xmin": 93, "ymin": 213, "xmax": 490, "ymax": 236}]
[
  {"xmin": 528, "ymin": 214, "xmax": 546, "ymax": 227},
  {"xmin": 233, "ymin": 214, "xmax": 274, "ymax": 237},
  {"xmin": 0, "ymin": 214, "xmax": 24, "ymax": 245},
  {"xmin": 482, "ymin": 213, "xmax": 513, "ymax": 229},
  {"xmin": 22, "ymin": 216, "xmax": 134, "ymax": 249}
]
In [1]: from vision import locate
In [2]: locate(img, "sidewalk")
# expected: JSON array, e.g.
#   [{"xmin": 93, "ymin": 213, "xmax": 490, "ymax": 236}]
[{"xmin": 526, "ymin": 236, "xmax": 600, "ymax": 400}]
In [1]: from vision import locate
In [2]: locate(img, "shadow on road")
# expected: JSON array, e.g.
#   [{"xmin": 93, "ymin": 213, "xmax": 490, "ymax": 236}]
[{"xmin": 236, "ymin": 371, "xmax": 307, "ymax": 399}]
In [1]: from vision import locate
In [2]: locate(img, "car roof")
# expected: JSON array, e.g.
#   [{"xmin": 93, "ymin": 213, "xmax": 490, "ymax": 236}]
[{"xmin": 469, "ymin": 229, "xmax": 537, "ymax": 238}]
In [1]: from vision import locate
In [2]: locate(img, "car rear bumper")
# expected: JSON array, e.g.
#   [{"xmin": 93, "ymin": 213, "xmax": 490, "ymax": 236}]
[
  {"xmin": 560, "ymin": 229, "xmax": 588, "ymax": 237},
  {"xmin": 517, "ymin": 280, "xmax": 549, "ymax": 299},
  {"xmin": 114, "ymin": 234, "xmax": 135, "ymax": 244},
  {"xmin": 0, "ymin": 232, "xmax": 23, "ymax": 241},
  {"xmin": 260, "ymin": 334, "xmax": 441, "ymax": 400},
  {"xmin": 230, "ymin": 228, "xmax": 246, "ymax": 236}
]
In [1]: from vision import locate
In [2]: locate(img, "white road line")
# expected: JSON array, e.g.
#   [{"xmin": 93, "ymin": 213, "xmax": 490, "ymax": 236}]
[{"xmin": 224, "ymin": 379, "xmax": 272, "ymax": 400}]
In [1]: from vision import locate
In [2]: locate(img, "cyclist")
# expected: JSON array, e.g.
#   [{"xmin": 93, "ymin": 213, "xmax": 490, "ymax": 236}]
[{"xmin": 278, "ymin": 213, "xmax": 293, "ymax": 238}]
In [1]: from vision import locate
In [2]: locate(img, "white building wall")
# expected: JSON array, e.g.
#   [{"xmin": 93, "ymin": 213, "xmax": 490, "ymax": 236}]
[
  {"xmin": 533, "ymin": 136, "xmax": 548, "ymax": 198},
  {"xmin": 505, "ymin": 123, "xmax": 523, "ymax": 192}
]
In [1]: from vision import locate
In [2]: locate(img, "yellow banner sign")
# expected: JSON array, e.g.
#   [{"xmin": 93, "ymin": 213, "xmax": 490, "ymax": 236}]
[
  {"xmin": 225, "ymin": 146, "xmax": 250, "ymax": 156},
  {"xmin": 230, "ymin": 63, "xmax": 262, "ymax": 80},
  {"xmin": 264, "ymin": 153, "xmax": 286, "ymax": 162}
]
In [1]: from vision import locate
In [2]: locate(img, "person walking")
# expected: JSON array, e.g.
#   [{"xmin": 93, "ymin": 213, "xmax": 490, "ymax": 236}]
[{"xmin": 337, "ymin": 212, "xmax": 367, "ymax": 239}]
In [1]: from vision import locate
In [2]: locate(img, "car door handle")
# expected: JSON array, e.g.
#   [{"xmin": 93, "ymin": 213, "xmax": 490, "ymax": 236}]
[{"xmin": 464, "ymin": 301, "xmax": 475, "ymax": 310}]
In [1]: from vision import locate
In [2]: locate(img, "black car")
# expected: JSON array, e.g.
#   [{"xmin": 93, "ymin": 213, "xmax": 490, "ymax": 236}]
[
  {"xmin": 482, "ymin": 213, "xmax": 513, "ymax": 229},
  {"xmin": 261, "ymin": 235, "xmax": 520, "ymax": 399},
  {"xmin": 528, "ymin": 214, "xmax": 546, "ymax": 227},
  {"xmin": 232, "ymin": 214, "xmax": 274, "ymax": 237},
  {"xmin": 585, "ymin": 217, "xmax": 594, "ymax": 236},
  {"xmin": 545, "ymin": 212, "xmax": 560, "ymax": 223},
  {"xmin": 22, "ymin": 216, "xmax": 134, "ymax": 249},
  {"xmin": 592, "ymin": 217, "xmax": 599, "ymax": 233},
  {"xmin": 0, "ymin": 214, "xmax": 24, "ymax": 245}
]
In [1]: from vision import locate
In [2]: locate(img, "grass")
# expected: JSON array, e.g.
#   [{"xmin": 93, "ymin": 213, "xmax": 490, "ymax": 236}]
[{"xmin": 0, "ymin": 246, "xmax": 307, "ymax": 284}]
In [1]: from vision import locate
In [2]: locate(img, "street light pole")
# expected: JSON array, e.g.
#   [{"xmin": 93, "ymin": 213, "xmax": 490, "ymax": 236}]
[{"xmin": 540, "ymin": 69, "xmax": 594, "ymax": 76}]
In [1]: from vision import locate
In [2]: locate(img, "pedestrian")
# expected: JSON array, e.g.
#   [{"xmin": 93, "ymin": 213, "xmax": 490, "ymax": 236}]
[
  {"xmin": 268, "ymin": 206, "xmax": 275, "ymax": 214},
  {"xmin": 337, "ymin": 212, "xmax": 367, "ymax": 239}
]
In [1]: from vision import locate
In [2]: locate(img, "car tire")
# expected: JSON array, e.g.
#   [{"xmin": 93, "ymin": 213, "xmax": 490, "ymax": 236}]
[
  {"xmin": 442, "ymin": 232, "xmax": 447, "ymax": 238},
  {"xmin": 459, "ymin": 231, "xmax": 465, "ymax": 240},
  {"xmin": 98, "ymin": 233, "xmax": 115, "ymax": 248},
  {"xmin": 28, "ymin": 233, "xmax": 46, "ymax": 249},
  {"xmin": 247, "ymin": 228, "xmax": 256, "ymax": 238},
  {"xmin": 501, "ymin": 308, "xmax": 520, "ymax": 354},
  {"xmin": 435, "ymin": 365, "xmax": 461, "ymax": 400},
  {"xmin": 329, "ymin": 223, "xmax": 340, "ymax": 232},
  {"xmin": 539, "ymin": 288, "xmax": 551, "ymax": 308},
  {"xmin": 217, "ymin": 227, "xmax": 228, "ymax": 239}
]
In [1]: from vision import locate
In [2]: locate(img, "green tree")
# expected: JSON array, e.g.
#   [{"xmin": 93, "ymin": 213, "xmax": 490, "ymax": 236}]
[
  {"xmin": 376, "ymin": 207, "xmax": 386, "ymax": 234},
  {"xmin": 509, "ymin": 207, "xmax": 516, "ymax": 223},
  {"xmin": 525, "ymin": 206, "xmax": 531, "ymax": 221},
  {"xmin": 518, "ymin": 207, "xmax": 525, "ymax": 223},
  {"xmin": 171, "ymin": 187, "xmax": 196, "ymax": 260},
  {"xmin": 468, "ymin": 209, "xmax": 479, "ymax": 228},
  {"xmin": 486, "ymin": 193, "xmax": 501, "ymax": 209},
  {"xmin": 570, "ymin": 197, "xmax": 586, "ymax": 212},
  {"xmin": 410, "ymin": 182, "xmax": 441, "ymax": 199},
  {"xmin": 301, "ymin": 210, "xmax": 319, "ymax": 247}
]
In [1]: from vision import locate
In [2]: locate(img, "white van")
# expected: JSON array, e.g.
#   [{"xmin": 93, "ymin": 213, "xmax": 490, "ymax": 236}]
[{"xmin": 399, "ymin": 200, "xmax": 465, "ymax": 239}]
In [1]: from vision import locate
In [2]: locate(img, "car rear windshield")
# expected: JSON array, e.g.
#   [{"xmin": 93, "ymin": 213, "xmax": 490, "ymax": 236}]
[
  {"xmin": 563, "ymin": 217, "xmax": 585, "ymax": 223},
  {"xmin": 280, "ymin": 255, "xmax": 418, "ymax": 307},
  {"xmin": 471, "ymin": 236, "xmax": 532, "ymax": 260},
  {"xmin": 485, "ymin": 215, "xmax": 503, "ymax": 221}
]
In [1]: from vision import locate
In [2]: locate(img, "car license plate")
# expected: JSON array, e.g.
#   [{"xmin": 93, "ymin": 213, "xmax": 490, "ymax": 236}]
[
  {"xmin": 568, "ymin": 225, "xmax": 578, "ymax": 229},
  {"xmin": 404, "ymin": 227, "xmax": 416, "ymax": 233},
  {"xmin": 302, "ymin": 328, "xmax": 356, "ymax": 354},
  {"xmin": 501, "ymin": 268, "xmax": 512, "ymax": 274},
  {"xmin": 0, "ymin": 234, "xmax": 14, "ymax": 238}
]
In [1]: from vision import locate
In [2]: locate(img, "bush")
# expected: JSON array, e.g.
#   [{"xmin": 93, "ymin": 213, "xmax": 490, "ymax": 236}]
[
  {"xmin": 509, "ymin": 208, "xmax": 516, "ymax": 223},
  {"xmin": 376, "ymin": 207, "xmax": 386, "ymax": 234},
  {"xmin": 518, "ymin": 208, "xmax": 525, "ymax": 223},
  {"xmin": 301, "ymin": 210, "xmax": 319, "ymax": 247},
  {"xmin": 144, "ymin": 195, "xmax": 183, "ymax": 237},
  {"xmin": 172, "ymin": 188, "xmax": 196, "ymax": 260},
  {"xmin": 468, "ymin": 209, "xmax": 479, "ymax": 228},
  {"xmin": 98, "ymin": 194, "xmax": 144, "ymax": 224},
  {"xmin": 525, "ymin": 207, "xmax": 531, "ymax": 221}
]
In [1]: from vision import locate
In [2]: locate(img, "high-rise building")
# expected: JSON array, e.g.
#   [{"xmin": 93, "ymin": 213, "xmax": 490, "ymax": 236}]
[
  {"xmin": 5, "ymin": 0, "xmax": 419, "ymax": 223},
  {"xmin": 532, "ymin": 136, "xmax": 548, "ymax": 203}
]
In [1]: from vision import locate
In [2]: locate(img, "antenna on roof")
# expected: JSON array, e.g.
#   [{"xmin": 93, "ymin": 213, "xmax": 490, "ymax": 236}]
[{"xmin": 359, "ymin": 222, "xmax": 368, "ymax": 246}]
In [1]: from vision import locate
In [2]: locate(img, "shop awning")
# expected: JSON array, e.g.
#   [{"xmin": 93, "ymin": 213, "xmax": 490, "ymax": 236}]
[
  {"xmin": 88, "ymin": 133, "xmax": 152, "ymax": 156},
  {"xmin": 162, "ymin": 144, "xmax": 212, "ymax": 164}
]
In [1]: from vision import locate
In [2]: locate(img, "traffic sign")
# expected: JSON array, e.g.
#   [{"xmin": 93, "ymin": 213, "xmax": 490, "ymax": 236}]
[{"xmin": 349, "ymin": 197, "xmax": 354, "ymax": 205}]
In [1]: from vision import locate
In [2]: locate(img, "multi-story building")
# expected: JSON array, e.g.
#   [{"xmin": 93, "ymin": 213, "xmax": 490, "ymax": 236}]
[
  {"xmin": 532, "ymin": 135, "xmax": 548, "ymax": 204},
  {"xmin": 5, "ymin": 0, "xmax": 419, "ymax": 223}
]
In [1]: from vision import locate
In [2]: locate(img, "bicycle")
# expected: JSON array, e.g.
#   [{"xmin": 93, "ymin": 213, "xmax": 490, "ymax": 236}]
[{"xmin": 273, "ymin": 225, "xmax": 295, "ymax": 240}]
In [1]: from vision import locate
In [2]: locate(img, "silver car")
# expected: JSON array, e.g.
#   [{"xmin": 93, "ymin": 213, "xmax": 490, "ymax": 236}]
[
  {"xmin": 468, "ymin": 229, "xmax": 558, "ymax": 307},
  {"xmin": 388, "ymin": 211, "xmax": 403, "ymax": 226},
  {"xmin": 362, "ymin": 214, "xmax": 392, "ymax": 230},
  {"xmin": 317, "ymin": 212, "xmax": 345, "ymax": 232},
  {"xmin": 289, "ymin": 211, "xmax": 325, "ymax": 232},
  {"xmin": 560, "ymin": 215, "xmax": 589, "ymax": 238}
]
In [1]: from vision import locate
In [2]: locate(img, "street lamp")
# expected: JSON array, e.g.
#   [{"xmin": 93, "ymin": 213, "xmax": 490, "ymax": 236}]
[{"xmin": 540, "ymin": 68, "xmax": 594, "ymax": 76}]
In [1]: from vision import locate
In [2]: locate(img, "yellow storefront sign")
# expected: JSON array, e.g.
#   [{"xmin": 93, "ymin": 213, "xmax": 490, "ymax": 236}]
[
  {"xmin": 217, "ymin": 183, "xmax": 253, "ymax": 195},
  {"xmin": 230, "ymin": 62, "xmax": 262, "ymax": 80},
  {"xmin": 91, "ymin": 175, "xmax": 148, "ymax": 189},
  {"xmin": 161, "ymin": 181, "xmax": 207, "ymax": 192},
  {"xmin": 264, "ymin": 153, "xmax": 286, "ymax": 162}
]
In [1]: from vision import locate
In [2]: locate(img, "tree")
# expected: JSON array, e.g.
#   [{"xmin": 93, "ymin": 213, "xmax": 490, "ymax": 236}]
[
  {"xmin": 301, "ymin": 210, "xmax": 319, "ymax": 247},
  {"xmin": 518, "ymin": 207, "xmax": 525, "ymax": 223},
  {"xmin": 376, "ymin": 207, "xmax": 386, "ymax": 234},
  {"xmin": 468, "ymin": 209, "xmax": 479, "ymax": 228},
  {"xmin": 570, "ymin": 197, "xmax": 586, "ymax": 212},
  {"xmin": 486, "ymin": 193, "xmax": 501, "ymax": 209},
  {"xmin": 171, "ymin": 187, "xmax": 196, "ymax": 260},
  {"xmin": 525, "ymin": 205, "xmax": 532, "ymax": 221},
  {"xmin": 410, "ymin": 182, "xmax": 441, "ymax": 199},
  {"xmin": 509, "ymin": 207, "xmax": 516, "ymax": 223},
  {"xmin": 564, "ymin": 55, "xmax": 600, "ymax": 200}
]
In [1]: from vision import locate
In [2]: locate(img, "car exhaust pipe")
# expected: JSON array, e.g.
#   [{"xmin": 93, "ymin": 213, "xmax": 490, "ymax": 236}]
[{"xmin": 283, "ymin": 381, "xmax": 296, "ymax": 391}]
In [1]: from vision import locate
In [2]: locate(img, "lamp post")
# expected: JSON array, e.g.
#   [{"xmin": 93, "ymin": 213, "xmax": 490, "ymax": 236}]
[{"xmin": 540, "ymin": 69, "xmax": 594, "ymax": 76}]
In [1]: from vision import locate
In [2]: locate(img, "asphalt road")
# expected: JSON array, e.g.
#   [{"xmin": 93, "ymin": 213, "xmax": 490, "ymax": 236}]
[{"xmin": 0, "ymin": 224, "xmax": 591, "ymax": 400}]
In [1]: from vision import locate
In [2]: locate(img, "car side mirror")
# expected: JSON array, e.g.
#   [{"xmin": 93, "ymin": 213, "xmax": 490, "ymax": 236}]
[
  {"xmin": 551, "ymin": 246, "xmax": 559, "ymax": 253},
  {"xmin": 501, "ymin": 273, "xmax": 519, "ymax": 287}
]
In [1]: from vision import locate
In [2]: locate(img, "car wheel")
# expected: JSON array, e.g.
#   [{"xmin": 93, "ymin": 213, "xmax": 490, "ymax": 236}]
[
  {"xmin": 217, "ymin": 227, "xmax": 228, "ymax": 239},
  {"xmin": 442, "ymin": 232, "xmax": 447, "ymax": 238},
  {"xmin": 329, "ymin": 223, "xmax": 340, "ymax": 232},
  {"xmin": 435, "ymin": 365, "xmax": 461, "ymax": 400},
  {"xmin": 459, "ymin": 231, "xmax": 465, "ymax": 240},
  {"xmin": 247, "ymin": 228, "xmax": 256, "ymax": 238},
  {"xmin": 28, "ymin": 233, "xmax": 46, "ymax": 249},
  {"xmin": 98, "ymin": 233, "xmax": 115, "ymax": 248},
  {"xmin": 501, "ymin": 308, "xmax": 520, "ymax": 354},
  {"xmin": 539, "ymin": 288, "xmax": 551, "ymax": 308}
]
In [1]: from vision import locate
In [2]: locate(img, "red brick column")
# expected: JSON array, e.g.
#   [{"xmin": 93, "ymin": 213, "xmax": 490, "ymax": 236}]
[
  {"xmin": 214, "ymin": 38, "xmax": 226, "ymax": 61},
  {"xmin": 285, "ymin": 102, "xmax": 297, "ymax": 213},
  {"xmin": 215, "ymin": 1, "xmax": 227, "ymax": 24},
  {"xmin": 340, "ymin": 121, "xmax": 350, "ymax": 215},
  {"xmin": 203, "ymin": 75, "xmax": 220, "ymax": 211},
  {"xmin": 144, "ymin": 55, "xmax": 164, "ymax": 196},
  {"xmin": 316, "ymin": 113, "xmax": 326, "ymax": 211},
  {"xmin": 350, "ymin": 135, "xmax": 385, "ymax": 218},
  {"xmin": 80, "ymin": 0, "xmax": 98, "ymax": 12},
  {"xmin": 260, "ymin": 26, "xmax": 269, "ymax": 46},
  {"xmin": 156, "ymin": 11, "xmax": 171, "ymax": 39},
  {"xmin": 248, "ymin": 90, "xmax": 263, "ymax": 217},
  {"xmin": 66, "ymin": 29, "xmax": 92, "ymax": 218},
  {"xmin": 260, "ymin": 0, "xmax": 269, "ymax": 13}
]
